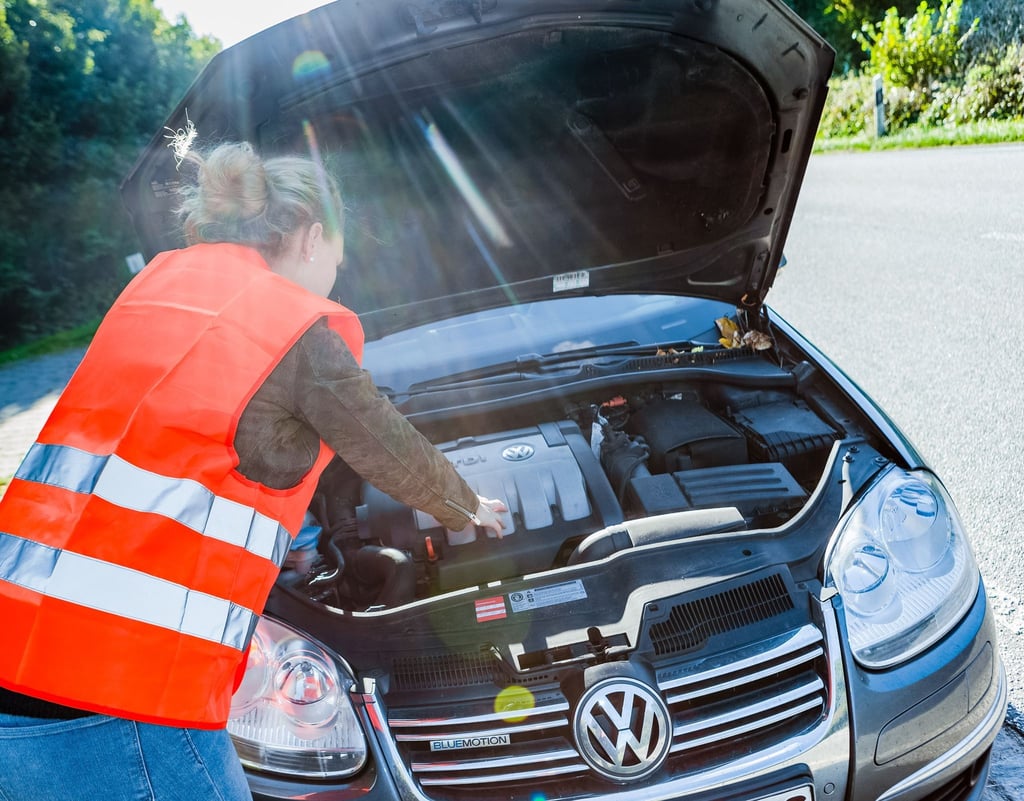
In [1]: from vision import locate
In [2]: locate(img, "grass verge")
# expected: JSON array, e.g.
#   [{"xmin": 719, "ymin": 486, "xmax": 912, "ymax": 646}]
[
  {"xmin": 0, "ymin": 320, "xmax": 99, "ymax": 367},
  {"xmin": 815, "ymin": 119, "xmax": 1024, "ymax": 152}
]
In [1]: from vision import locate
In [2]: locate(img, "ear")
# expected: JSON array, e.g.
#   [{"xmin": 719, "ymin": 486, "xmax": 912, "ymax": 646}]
[{"xmin": 302, "ymin": 222, "xmax": 325, "ymax": 261}]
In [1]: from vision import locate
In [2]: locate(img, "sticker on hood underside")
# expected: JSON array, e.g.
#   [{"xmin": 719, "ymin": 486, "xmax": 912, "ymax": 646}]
[
  {"xmin": 509, "ymin": 580, "xmax": 587, "ymax": 613},
  {"xmin": 553, "ymin": 270, "xmax": 589, "ymax": 292}
]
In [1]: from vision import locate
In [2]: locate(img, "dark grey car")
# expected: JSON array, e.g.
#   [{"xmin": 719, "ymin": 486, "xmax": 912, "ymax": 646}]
[{"xmin": 122, "ymin": 1, "xmax": 1006, "ymax": 800}]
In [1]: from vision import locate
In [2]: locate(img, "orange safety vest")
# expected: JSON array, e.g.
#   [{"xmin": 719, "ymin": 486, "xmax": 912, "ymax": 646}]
[{"xmin": 0, "ymin": 243, "xmax": 363, "ymax": 727}]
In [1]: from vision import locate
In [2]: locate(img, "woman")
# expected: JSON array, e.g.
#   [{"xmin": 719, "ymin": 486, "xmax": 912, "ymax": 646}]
[{"xmin": 0, "ymin": 141, "xmax": 505, "ymax": 800}]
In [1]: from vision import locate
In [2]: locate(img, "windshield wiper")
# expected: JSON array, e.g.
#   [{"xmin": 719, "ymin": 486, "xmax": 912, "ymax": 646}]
[{"xmin": 409, "ymin": 339, "xmax": 735, "ymax": 393}]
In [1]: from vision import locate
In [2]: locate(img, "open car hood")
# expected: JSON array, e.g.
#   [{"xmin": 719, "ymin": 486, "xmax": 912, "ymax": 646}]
[{"xmin": 122, "ymin": 0, "xmax": 833, "ymax": 340}]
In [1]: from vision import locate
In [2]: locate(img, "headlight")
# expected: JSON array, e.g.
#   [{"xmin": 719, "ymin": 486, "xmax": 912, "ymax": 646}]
[
  {"xmin": 227, "ymin": 617, "xmax": 367, "ymax": 778},
  {"xmin": 825, "ymin": 468, "xmax": 979, "ymax": 669}
]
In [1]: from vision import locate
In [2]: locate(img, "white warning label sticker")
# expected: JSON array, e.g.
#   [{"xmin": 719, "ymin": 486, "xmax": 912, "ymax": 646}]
[{"xmin": 508, "ymin": 580, "xmax": 587, "ymax": 613}]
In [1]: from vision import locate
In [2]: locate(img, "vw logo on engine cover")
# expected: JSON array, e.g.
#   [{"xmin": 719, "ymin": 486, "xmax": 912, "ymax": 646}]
[
  {"xmin": 573, "ymin": 676, "xmax": 671, "ymax": 782},
  {"xmin": 501, "ymin": 443, "xmax": 535, "ymax": 462}
]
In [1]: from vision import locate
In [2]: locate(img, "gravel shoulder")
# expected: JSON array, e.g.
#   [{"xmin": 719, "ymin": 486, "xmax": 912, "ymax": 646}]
[{"xmin": 0, "ymin": 347, "xmax": 87, "ymax": 480}]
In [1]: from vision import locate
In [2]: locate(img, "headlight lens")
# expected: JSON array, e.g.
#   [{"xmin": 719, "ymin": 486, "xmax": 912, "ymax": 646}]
[
  {"xmin": 227, "ymin": 617, "xmax": 367, "ymax": 778},
  {"xmin": 825, "ymin": 468, "xmax": 979, "ymax": 669}
]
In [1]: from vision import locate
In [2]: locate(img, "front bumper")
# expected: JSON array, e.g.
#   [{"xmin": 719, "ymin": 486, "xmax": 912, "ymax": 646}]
[
  {"xmin": 843, "ymin": 582, "xmax": 1005, "ymax": 801},
  {"xmin": 248, "ymin": 580, "xmax": 1004, "ymax": 801}
]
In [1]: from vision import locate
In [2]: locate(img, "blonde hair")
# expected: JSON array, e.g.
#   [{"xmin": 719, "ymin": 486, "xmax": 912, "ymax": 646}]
[{"xmin": 176, "ymin": 142, "xmax": 344, "ymax": 259}]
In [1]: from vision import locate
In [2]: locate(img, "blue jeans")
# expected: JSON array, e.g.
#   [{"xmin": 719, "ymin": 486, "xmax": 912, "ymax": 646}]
[{"xmin": 0, "ymin": 712, "xmax": 251, "ymax": 801}]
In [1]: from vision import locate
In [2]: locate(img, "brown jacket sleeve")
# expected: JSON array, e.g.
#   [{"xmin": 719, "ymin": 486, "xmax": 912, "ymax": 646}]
[{"xmin": 235, "ymin": 318, "xmax": 479, "ymax": 531}]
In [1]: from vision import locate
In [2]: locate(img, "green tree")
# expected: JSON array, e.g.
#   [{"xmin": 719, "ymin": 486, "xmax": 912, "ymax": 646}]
[
  {"xmin": 785, "ymin": 0, "xmax": 923, "ymax": 70},
  {"xmin": 857, "ymin": 0, "xmax": 977, "ymax": 88},
  {"xmin": 0, "ymin": 0, "xmax": 218, "ymax": 349}
]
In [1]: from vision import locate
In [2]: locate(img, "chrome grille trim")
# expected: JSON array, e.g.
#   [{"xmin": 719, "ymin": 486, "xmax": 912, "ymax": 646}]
[
  {"xmin": 389, "ymin": 697, "xmax": 569, "ymax": 729},
  {"xmin": 387, "ymin": 623, "xmax": 829, "ymax": 789},
  {"xmin": 419, "ymin": 761, "xmax": 585, "ymax": 787},
  {"xmin": 395, "ymin": 715, "xmax": 569, "ymax": 741},
  {"xmin": 414, "ymin": 747, "xmax": 580, "ymax": 774},
  {"xmin": 670, "ymin": 681, "xmax": 825, "ymax": 753},
  {"xmin": 366, "ymin": 604, "xmax": 847, "ymax": 801},
  {"xmin": 660, "ymin": 625, "xmax": 827, "ymax": 758},
  {"xmin": 673, "ymin": 677, "xmax": 825, "ymax": 738},
  {"xmin": 389, "ymin": 692, "xmax": 583, "ymax": 785},
  {"xmin": 658, "ymin": 623, "xmax": 823, "ymax": 693},
  {"xmin": 663, "ymin": 646, "xmax": 824, "ymax": 704}
]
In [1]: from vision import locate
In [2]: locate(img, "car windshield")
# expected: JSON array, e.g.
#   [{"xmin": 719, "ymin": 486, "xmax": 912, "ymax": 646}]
[{"xmin": 361, "ymin": 293, "xmax": 733, "ymax": 395}]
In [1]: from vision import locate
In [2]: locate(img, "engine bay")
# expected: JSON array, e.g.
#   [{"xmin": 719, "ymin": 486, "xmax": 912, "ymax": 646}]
[{"xmin": 282, "ymin": 370, "xmax": 852, "ymax": 612}]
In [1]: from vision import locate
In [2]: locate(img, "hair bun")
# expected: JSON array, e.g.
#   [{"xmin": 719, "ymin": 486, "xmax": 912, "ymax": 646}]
[
  {"xmin": 198, "ymin": 143, "xmax": 269, "ymax": 222},
  {"xmin": 177, "ymin": 139, "xmax": 344, "ymax": 257}
]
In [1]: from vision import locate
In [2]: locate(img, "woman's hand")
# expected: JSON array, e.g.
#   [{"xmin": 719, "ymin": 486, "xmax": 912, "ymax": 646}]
[{"xmin": 474, "ymin": 495, "xmax": 508, "ymax": 538}]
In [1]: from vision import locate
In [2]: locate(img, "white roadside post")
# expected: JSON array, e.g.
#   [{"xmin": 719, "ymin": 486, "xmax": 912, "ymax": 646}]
[
  {"xmin": 125, "ymin": 252, "xmax": 146, "ymax": 275},
  {"xmin": 874, "ymin": 75, "xmax": 887, "ymax": 138}
]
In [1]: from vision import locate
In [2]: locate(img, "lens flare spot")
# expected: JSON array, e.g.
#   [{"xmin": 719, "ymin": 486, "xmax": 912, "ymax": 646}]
[
  {"xmin": 292, "ymin": 50, "xmax": 330, "ymax": 80},
  {"xmin": 420, "ymin": 118, "xmax": 511, "ymax": 248},
  {"xmin": 495, "ymin": 685, "xmax": 535, "ymax": 723},
  {"xmin": 530, "ymin": 794, "xmax": 548, "ymax": 801}
]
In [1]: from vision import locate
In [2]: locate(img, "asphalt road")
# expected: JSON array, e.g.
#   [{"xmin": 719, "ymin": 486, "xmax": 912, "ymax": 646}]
[
  {"xmin": 769, "ymin": 142, "xmax": 1024, "ymax": 797},
  {"xmin": 1, "ymin": 142, "xmax": 1022, "ymax": 796}
]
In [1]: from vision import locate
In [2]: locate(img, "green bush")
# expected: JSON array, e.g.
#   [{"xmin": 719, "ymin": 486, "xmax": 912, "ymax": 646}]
[
  {"xmin": 818, "ymin": 74, "xmax": 933, "ymax": 138},
  {"xmin": 818, "ymin": 47, "xmax": 1024, "ymax": 141},
  {"xmin": 944, "ymin": 43, "xmax": 1024, "ymax": 121},
  {"xmin": 818, "ymin": 74, "xmax": 874, "ymax": 137},
  {"xmin": 883, "ymin": 84, "xmax": 933, "ymax": 128},
  {"xmin": 856, "ymin": 0, "xmax": 977, "ymax": 89},
  {"xmin": 813, "ymin": 0, "xmax": 1024, "ymax": 143}
]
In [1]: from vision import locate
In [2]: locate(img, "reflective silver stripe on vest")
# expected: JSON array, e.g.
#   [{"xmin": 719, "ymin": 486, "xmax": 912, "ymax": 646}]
[
  {"xmin": 16, "ymin": 443, "xmax": 292, "ymax": 566},
  {"xmin": 0, "ymin": 531, "xmax": 257, "ymax": 650}
]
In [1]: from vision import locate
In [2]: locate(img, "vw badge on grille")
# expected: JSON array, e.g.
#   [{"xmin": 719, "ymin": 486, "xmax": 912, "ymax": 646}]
[
  {"xmin": 573, "ymin": 676, "xmax": 671, "ymax": 782},
  {"xmin": 501, "ymin": 443, "xmax": 535, "ymax": 461}
]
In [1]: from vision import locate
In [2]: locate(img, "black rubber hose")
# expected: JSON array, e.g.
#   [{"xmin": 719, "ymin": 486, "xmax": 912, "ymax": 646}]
[{"xmin": 349, "ymin": 545, "xmax": 417, "ymax": 608}]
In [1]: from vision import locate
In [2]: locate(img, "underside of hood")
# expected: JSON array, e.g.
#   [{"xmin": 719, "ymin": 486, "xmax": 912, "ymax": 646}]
[{"xmin": 121, "ymin": 0, "xmax": 834, "ymax": 339}]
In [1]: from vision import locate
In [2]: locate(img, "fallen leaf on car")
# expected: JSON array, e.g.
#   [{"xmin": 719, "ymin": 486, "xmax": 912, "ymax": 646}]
[
  {"xmin": 716, "ymin": 316, "xmax": 742, "ymax": 348},
  {"xmin": 743, "ymin": 330, "xmax": 773, "ymax": 351}
]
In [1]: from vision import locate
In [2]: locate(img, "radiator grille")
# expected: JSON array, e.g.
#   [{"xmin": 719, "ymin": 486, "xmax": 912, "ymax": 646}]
[
  {"xmin": 393, "ymin": 651, "xmax": 500, "ymax": 690},
  {"xmin": 648, "ymin": 572, "xmax": 795, "ymax": 656},
  {"xmin": 386, "ymin": 623, "xmax": 827, "ymax": 799}
]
